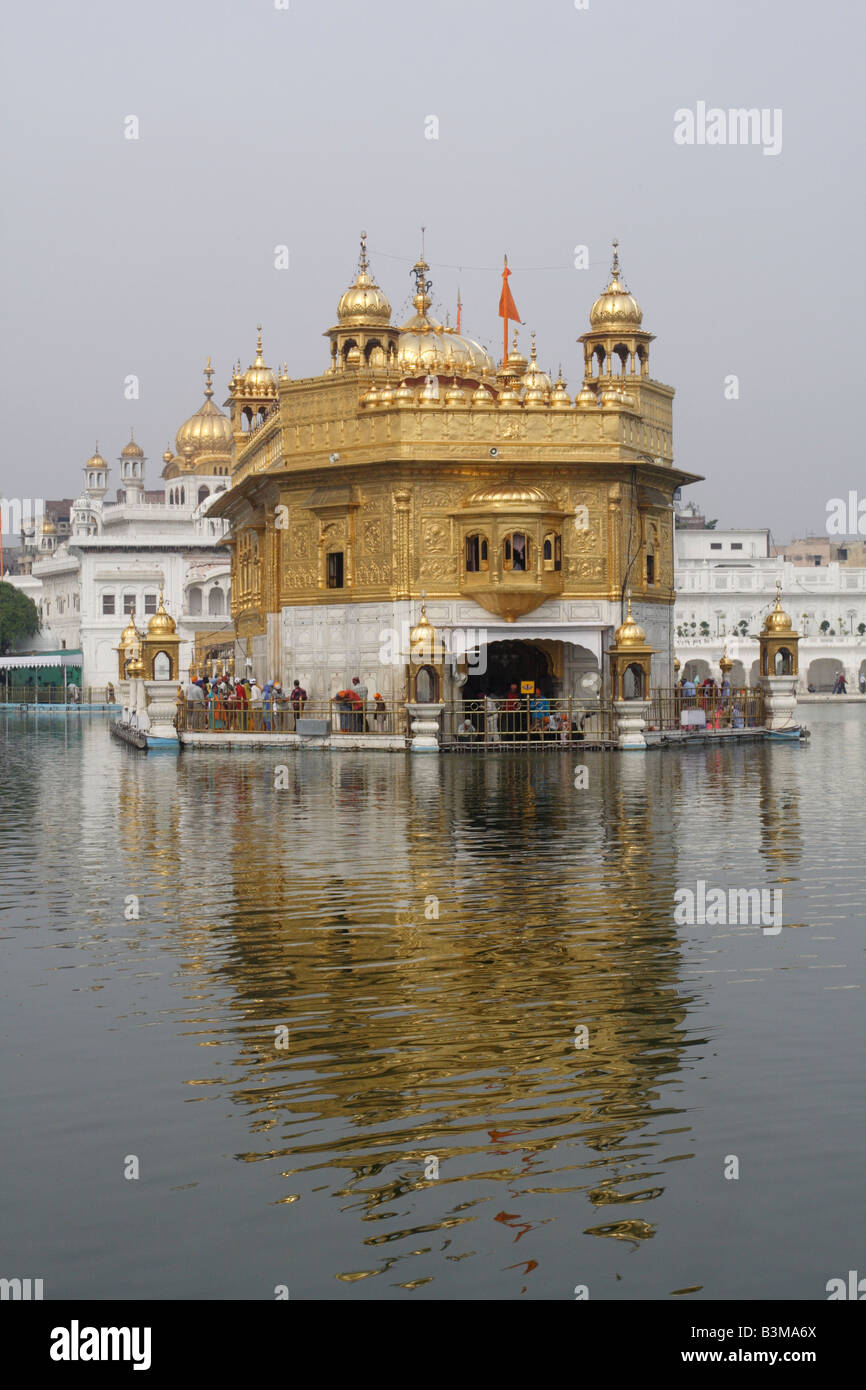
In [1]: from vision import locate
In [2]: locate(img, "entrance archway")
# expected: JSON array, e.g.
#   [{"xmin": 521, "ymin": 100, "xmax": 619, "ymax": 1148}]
[
  {"xmin": 463, "ymin": 640, "xmax": 553, "ymax": 699},
  {"xmin": 807, "ymin": 657, "xmax": 843, "ymax": 692}
]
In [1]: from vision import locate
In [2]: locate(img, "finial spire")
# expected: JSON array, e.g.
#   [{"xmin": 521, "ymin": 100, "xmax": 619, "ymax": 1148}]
[
  {"xmin": 256, "ymin": 325, "xmax": 263, "ymax": 359},
  {"xmin": 530, "ymin": 329, "xmax": 537, "ymax": 361},
  {"xmin": 203, "ymin": 357, "xmax": 214, "ymax": 399},
  {"xmin": 611, "ymin": 238, "xmax": 620, "ymax": 277},
  {"xmin": 359, "ymin": 230, "xmax": 368, "ymax": 274}
]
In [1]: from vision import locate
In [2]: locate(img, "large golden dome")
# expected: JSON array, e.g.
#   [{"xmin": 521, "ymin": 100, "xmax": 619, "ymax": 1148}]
[
  {"xmin": 397, "ymin": 251, "xmax": 495, "ymax": 379},
  {"xmin": 175, "ymin": 361, "xmax": 233, "ymax": 459},
  {"xmin": 337, "ymin": 234, "xmax": 392, "ymax": 323},
  {"xmin": 590, "ymin": 241, "xmax": 643, "ymax": 329}
]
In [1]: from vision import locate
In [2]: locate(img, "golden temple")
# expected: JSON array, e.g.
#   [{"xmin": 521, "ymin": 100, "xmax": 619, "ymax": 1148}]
[{"xmin": 210, "ymin": 235, "xmax": 701, "ymax": 701}]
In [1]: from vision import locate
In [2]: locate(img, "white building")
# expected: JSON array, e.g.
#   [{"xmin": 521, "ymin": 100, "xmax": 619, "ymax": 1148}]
[
  {"xmin": 32, "ymin": 366, "xmax": 234, "ymax": 688},
  {"xmin": 674, "ymin": 521, "xmax": 866, "ymax": 691}
]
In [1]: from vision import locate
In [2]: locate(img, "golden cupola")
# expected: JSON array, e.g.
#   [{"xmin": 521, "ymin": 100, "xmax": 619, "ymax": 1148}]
[
  {"xmin": 396, "ymin": 245, "xmax": 496, "ymax": 381},
  {"xmin": 237, "ymin": 327, "xmax": 278, "ymax": 396},
  {"xmin": 337, "ymin": 234, "xmax": 392, "ymax": 323},
  {"xmin": 590, "ymin": 241, "xmax": 643, "ymax": 328},
  {"xmin": 121, "ymin": 433, "xmax": 144, "ymax": 459},
  {"xmin": 326, "ymin": 233, "xmax": 400, "ymax": 373},
  {"xmin": 147, "ymin": 592, "xmax": 177, "ymax": 637},
  {"xmin": 613, "ymin": 596, "xmax": 647, "ymax": 647},
  {"xmin": 579, "ymin": 240, "xmax": 656, "ymax": 391},
  {"xmin": 520, "ymin": 332, "xmax": 553, "ymax": 400},
  {"xmin": 762, "ymin": 588, "xmax": 795, "ymax": 633},
  {"xmin": 169, "ymin": 360, "xmax": 233, "ymax": 475}
]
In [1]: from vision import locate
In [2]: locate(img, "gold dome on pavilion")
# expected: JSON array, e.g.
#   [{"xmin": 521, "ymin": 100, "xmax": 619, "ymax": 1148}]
[
  {"xmin": 762, "ymin": 585, "xmax": 795, "ymax": 634},
  {"xmin": 613, "ymin": 596, "xmax": 647, "ymax": 647},
  {"xmin": 147, "ymin": 593, "xmax": 177, "ymax": 637},
  {"xmin": 41, "ymin": 517, "xmax": 56, "ymax": 535},
  {"xmin": 86, "ymin": 447, "xmax": 107, "ymax": 469},
  {"xmin": 237, "ymin": 328, "xmax": 278, "ymax": 395},
  {"xmin": 337, "ymin": 234, "xmax": 392, "ymax": 323},
  {"xmin": 590, "ymin": 241, "xmax": 643, "ymax": 329},
  {"xmin": 119, "ymin": 612, "xmax": 141, "ymax": 649},
  {"xmin": 175, "ymin": 360, "xmax": 233, "ymax": 459},
  {"xmin": 121, "ymin": 431, "xmax": 144, "ymax": 458}
]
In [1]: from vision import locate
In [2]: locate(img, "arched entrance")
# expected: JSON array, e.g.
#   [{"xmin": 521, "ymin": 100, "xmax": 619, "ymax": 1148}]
[
  {"xmin": 683, "ymin": 658, "xmax": 710, "ymax": 683},
  {"xmin": 463, "ymin": 639, "xmax": 553, "ymax": 699},
  {"xmin": 807, "ymin": 657, "xmax": 843, "ymax": 692}
]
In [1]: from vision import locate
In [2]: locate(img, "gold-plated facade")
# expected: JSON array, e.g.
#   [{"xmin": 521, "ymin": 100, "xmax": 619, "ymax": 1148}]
[{"xmin": 209, "ymin": 237, "xmax": 701, "ymax": 686}]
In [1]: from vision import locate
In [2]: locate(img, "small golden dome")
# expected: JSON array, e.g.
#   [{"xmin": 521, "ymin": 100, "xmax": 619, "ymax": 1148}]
[
  {"xmin": 41, "ymin": 517, "xmax": 57, "ymax": 534},
  {"xmin": 377, "ymin": 381, "xmax": 395, "ymax": 406},
  {"xmin": 147, "ymin": 593, "xmax": 177, "ymax": 637},
  {"xmin": 337, "ymin": 234, "xmax": 392, "ymax": 323},
  {"xmin": 125, "ymin": 654, "xmax": 145, "ymax": 678},
  {"xmin": 444, "ymin": 379, "xmax": 468, "ymax": 406},
  {"xmin": 237, "ymin": 328, "xmax": 278, "ymax": 395},
  {"xmin": 121, "ymin": 431, "xmax": 144, "ymax": 458},
  {"xmin": 719, "ymin": 649, "xmax": 734, "ymax": 673},
  {"xmin": 86, "ymin": 447, "xmax": 107, "ymax": 469},
  {"xmin": 613, "ymin": 596, "xmax": 647, "ymax": 648},
  {"xmin": 590, "ymin": 241, "xmax": 643, "ymax": 329},
  {"xmin": 362, "ymin": 383, "xmax": 380, "ymax": 407},
  {"xmin": 550, "ymin": 372, "xmax": 572, "ymax": 409},
  {"xmin": 575, "ymin": 385, "xmax": 597, "ymax": 408},
  {"xmin": 119, "ymin": 613, "xmax": 141, "ymax": 649},
  {"xmin": 472, "ymin": 384, "xmax": 494, "ymax": 408},
  {"xmin": 394, "ymin": 380, "xmax": 415, "ymax": 406},
  {"xmin": 409, "ymin": 596, "xmax": 438, "ymax": 649},
  {"xmin": 465, "ymin": 482, "xmax": 555, "ymax": 507},
  {"xmin": 520, "ymin": 332, "xmax": 552, "ymax": 396},
  {"xmin": 762, "ymin": 585, "xmax": 795, "ymax": 634}
]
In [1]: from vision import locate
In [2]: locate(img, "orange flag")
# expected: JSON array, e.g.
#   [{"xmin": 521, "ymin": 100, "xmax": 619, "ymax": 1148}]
[
  {"xmin": 498, "ymin": 255, "xmax": 521, "ymax": 361},
  {"xmin": 498, "ymin": 255, "xmax": 521, "ymax": 323}
]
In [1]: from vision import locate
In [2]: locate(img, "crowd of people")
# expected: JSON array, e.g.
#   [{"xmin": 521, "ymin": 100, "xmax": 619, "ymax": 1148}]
[
  {"xmin": 178, "ymin": 675, "xmax": 309, "ymax": 731},
  {"xmin": 177, "ymin": 673, "xmax": 392, "ymax": 734}
]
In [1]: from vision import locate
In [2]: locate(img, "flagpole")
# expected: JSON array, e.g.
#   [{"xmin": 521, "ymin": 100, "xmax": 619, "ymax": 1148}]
[{"xmin": 503, "ymin": 256, "xmax": 509, "ymax": 363}]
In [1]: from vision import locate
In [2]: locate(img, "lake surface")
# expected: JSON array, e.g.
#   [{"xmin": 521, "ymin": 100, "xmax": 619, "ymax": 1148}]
[{"xmin": 1, "ymin": 706, "xmax": 863, "ymax": 1300}]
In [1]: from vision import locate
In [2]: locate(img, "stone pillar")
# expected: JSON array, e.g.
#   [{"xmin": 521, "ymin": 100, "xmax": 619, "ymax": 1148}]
[
  {"xmin": 143, "ymin": 680, "xmax": 179, "ymax": 744},
  {"xmin": 613, "ymin": 698, "xmax": 649, "ymax": 750},
  {"xmin": 405, "ymin": 702, "xmax": 442, "ymax": 752},
  {"xmin": 760, "ymin": 675, "xmax": 799, "ymax": 730}
]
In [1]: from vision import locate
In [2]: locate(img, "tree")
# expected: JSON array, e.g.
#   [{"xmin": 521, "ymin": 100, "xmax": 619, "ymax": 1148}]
[
  {"xmin": 820, "ymin": 620, "xmax": 830, "ymax": 634},
  {"xmin": 0, "ymin": 581, "xmax": 40, "ymax": 655}
]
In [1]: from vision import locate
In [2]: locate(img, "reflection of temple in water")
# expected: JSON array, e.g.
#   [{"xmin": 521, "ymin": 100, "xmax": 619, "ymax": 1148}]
[{"xmin": 104, "ymin": 751, "xmax": 699, "ymax": 1253}]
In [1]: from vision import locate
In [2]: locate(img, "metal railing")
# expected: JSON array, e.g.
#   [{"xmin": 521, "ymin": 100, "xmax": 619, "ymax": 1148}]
[
  {"xmin": 176, "ymin": 696, "xmax": 406, "ymax": 736},
  {"xmin": 441, "ymin": 697, "xmax": 617, "ymax": 750},
  {"xmin": 649, "ymin": 686, "xmax": 765, "ymax": 732},
  {"xmin": 0, "ymin": 684, "xmax": 117, "ymax": 705}
]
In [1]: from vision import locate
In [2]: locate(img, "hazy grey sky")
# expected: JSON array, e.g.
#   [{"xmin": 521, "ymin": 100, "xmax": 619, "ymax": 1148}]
[{"xmin": 2, "ymin": 0, "xmax": 862, "ymax": 540}]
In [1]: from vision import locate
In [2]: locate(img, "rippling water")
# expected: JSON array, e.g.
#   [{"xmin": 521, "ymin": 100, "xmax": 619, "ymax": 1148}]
[{"xmin": 1, "ymin": 707, "xmax": 863, "ymax": 1300}]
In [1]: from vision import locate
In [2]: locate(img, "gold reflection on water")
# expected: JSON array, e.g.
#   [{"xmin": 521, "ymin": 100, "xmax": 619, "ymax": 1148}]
[{"xmin": 112, "ymin": 747, "xmax": 704, "ymax": 1287}]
